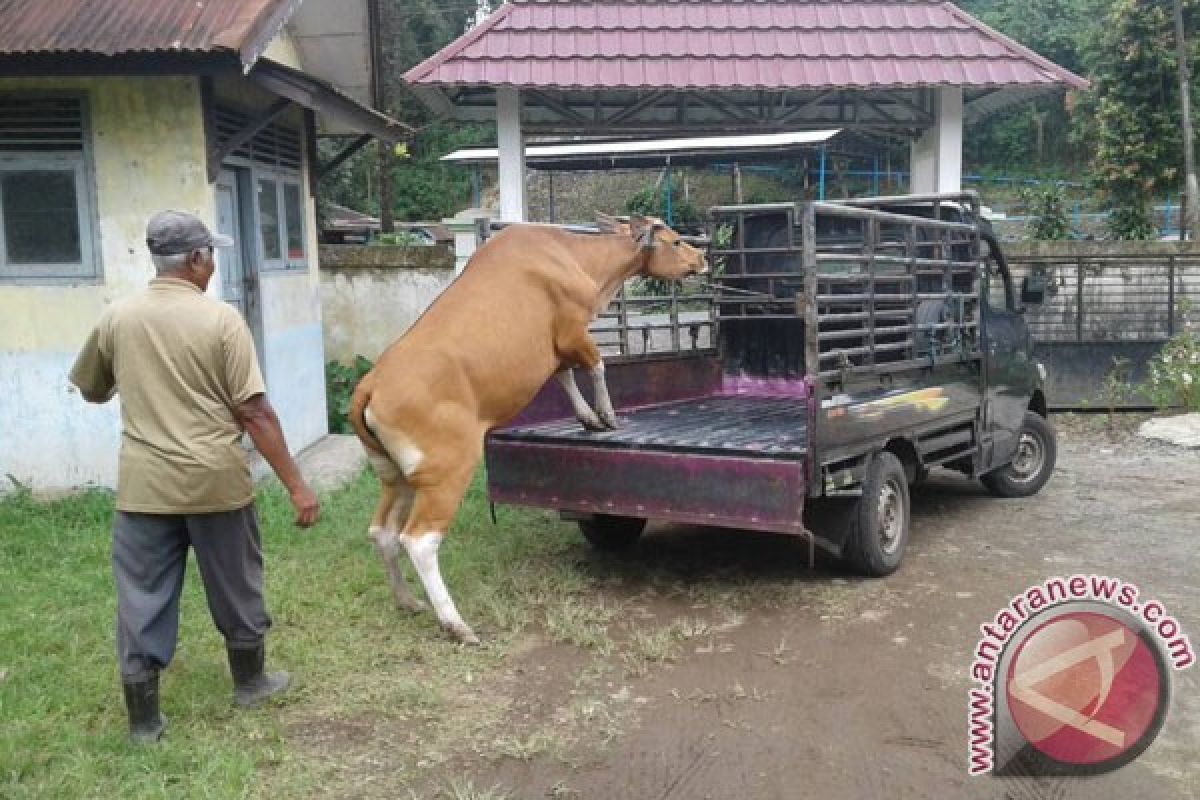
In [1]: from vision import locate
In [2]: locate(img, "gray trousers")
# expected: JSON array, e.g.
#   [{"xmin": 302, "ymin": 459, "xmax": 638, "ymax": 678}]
[{"xmin": 112, "ymin": 504, "xmax": 271, "ymax": 679}]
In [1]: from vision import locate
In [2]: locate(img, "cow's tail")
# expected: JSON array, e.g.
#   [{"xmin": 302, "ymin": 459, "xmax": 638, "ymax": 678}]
[{"xmin": 348, "ymin": 371, "xmax": 387, "ymax": 458}]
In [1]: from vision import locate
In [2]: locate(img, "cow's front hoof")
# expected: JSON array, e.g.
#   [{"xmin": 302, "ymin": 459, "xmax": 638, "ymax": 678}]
[{"xmin": 579, "ymin": 413, "xmax": 606, "ymax": 432}]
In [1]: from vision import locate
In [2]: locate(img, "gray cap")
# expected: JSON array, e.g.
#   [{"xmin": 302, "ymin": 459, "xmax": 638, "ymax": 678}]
[{"xmin": 145, "ymin": 210, "xmax": 234, "ymax": 256}]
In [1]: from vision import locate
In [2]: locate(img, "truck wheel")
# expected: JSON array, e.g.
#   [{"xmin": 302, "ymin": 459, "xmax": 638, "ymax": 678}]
[
  {"xmin": 981, "ymin": 412, "xmax": 1057, "ymax": 499},
  {"xmin": 578, "ymin": 515, "xmax": 646, "ymax": 551},
  {"xmin": 842, "ymin": 452, "xmax": 910, "ymax": 577}
]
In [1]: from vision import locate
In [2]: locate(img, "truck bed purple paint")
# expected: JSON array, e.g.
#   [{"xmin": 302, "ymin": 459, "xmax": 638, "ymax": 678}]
[{"xmin": 485, "ymin": 440, "xmax": 809, "ymax": 536}]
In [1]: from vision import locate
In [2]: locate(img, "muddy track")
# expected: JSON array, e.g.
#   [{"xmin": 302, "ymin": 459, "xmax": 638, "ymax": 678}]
[{"xmin": 430, "ymin": 432, "xmax": 1199, "ymax": 799}]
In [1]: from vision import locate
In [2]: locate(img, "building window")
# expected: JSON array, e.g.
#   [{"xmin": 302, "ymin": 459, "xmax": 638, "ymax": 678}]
[
  {"xmin": 0, "ymin": 95, "xmax": 97, "ymax": 281},
  {"xmin": 214, "ymin": 103, "xmax": 306, "ymax": 271},
  {"xmin": 283, "ymin": 182, "xmax": 304, "ymax": 261},
  {"xmin": 255, "ymin": 175, "xmax": 306, "ymax": 270},
  {"xmin": 257, "ymin": 178, "xmax": 282, "ymax": 262}
]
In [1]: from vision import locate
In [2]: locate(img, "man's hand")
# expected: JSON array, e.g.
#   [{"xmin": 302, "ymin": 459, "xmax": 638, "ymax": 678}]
[
  {"xmin": 289, "ymin": 483, "xmax": 320, "ymax": 528},
  {"xmin": 234, "ymin": 394, "xmax": 320, "ymax": 528}
]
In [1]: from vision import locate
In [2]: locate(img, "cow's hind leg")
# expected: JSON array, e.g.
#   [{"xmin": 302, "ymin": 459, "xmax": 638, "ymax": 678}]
[
  {"xmin": 367, "ymin": 454, "xmax": 426, "ymax": 613},
  {"xmin": 400, "ymin": 466, "xmax": 479, "ymax": 645}
]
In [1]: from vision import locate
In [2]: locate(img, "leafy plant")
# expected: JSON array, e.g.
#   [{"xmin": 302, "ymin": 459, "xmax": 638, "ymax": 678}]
[
  {"xmin": 1020, "ymin": 184, "xmax": 1072, "ymax": 240},
  {"xmin": 623, "ymin": 185, "xmax": 704, "ymax": 231},
  {"xmin": 325, "ymin": 355, "xmax": 374, "ymax": 434},
  {"xmin": 1142, "ymin": 300, "xmax": 1200, "ymax": 410}
]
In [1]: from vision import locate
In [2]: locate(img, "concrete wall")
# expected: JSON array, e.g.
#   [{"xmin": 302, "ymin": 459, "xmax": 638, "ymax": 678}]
[
  {"xmin": 2, "ymin": 72, "xmax": 329, "ymax": 493},
  {"xmin": 319, "ymin": 245, "xmax": 456, "ymax": 362},
  {"xmin": 0, "ymin": 76, "xmax": 211, "ymax": 492}
]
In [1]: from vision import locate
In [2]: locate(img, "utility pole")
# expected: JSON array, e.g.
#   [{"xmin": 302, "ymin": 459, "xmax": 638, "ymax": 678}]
[
  {"xmin": 1174, "ymin": 0, "xmax": 1198, "ymax": 240},
  {"xmin": 373, "ymin": 0, "xmax": 395, "ymax": 233}
]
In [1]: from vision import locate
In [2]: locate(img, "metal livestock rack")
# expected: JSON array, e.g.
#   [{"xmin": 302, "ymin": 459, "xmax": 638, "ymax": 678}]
[{"xmin": 707, "ymin": 192, "xmax": 985, "ymax": 389}]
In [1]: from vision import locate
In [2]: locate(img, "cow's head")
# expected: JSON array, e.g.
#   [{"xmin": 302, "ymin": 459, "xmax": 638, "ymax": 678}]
[{"xmin": 596, "ymin": 212, "xmax": 708, "ymax": 280}]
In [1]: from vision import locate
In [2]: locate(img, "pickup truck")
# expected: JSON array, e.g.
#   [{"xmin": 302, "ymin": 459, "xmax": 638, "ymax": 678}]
[{"xmin": 484, "ymin": 192, "xmax": 1056, "ymax": 575}]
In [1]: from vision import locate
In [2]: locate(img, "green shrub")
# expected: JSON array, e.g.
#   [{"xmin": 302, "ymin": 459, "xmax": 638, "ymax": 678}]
[
  {"xmin": 325, "ymin": 355, "xmax": 374, "ymax": 434},
  {"xmin": 1142, "ymin": 302, "xmax": 1200, "ymax": 411},
  {"xmin": 1020, "ymin": 184, "xmax": 1071, "ymax": 240}
]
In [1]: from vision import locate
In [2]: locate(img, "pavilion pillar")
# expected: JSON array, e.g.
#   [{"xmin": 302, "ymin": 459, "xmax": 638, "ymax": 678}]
[
  {"xmin": 909, "ymin": 86, "xmax": 963, "ymax": 193},
  {"xmin": 496, "ymin": 88, "xmax": 527, "ymax": 222}
]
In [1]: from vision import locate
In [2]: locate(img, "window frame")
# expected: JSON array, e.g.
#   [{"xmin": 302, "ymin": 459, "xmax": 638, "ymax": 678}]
[
  {"xmin": 0, "ymin": 92, "xmax": 101, "ymax": 284},
  {"xmin": 252, "ymin": 167, "xmax": 307, "ymax": 273}
]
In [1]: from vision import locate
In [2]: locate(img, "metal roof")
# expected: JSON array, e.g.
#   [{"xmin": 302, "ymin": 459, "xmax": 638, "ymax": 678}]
[
  {"xmin": 405, "ymin": 0, "xmax": 1089, "ymax": 92},
  {"xmin": 442, "ymin": 129, "xmax": 843, "ymax": 170},
  {"xmin": 0, "ymin": 0, "xmax": 292, "ymax": 69}
]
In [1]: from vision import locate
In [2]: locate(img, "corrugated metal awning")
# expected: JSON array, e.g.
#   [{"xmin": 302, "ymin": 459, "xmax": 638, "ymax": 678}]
[{"xmin": 0, "ymin": 0, "xmax": 288, "ymax": 70}]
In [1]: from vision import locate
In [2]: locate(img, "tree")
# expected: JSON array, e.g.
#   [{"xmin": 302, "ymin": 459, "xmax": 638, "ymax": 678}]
[
  {"xmin": 1175, "ymin": 0, "xmax": 1200, "ymax": 239},
  {"xmin": 319, "ymin": 1, "xmax": 494, "ymax": 224},
  {"xmin": 956, "ymin": 0, "xmax": 1101, "ymax": 174},
  {"xmin": 1085, "ymin": 0, "xmax": 1200, "ymax": 239}
]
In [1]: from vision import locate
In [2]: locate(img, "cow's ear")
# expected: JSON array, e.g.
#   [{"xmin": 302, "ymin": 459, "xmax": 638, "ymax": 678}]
[
  {"xmin": 630, "ymin": 215, "xmax": 657, "ymax": 249},
  {"xmin": 595, "ymin": 211, "xmax": 622, "ymax": 233}
]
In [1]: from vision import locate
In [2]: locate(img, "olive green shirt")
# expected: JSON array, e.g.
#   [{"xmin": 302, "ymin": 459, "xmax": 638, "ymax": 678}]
[{"xmin": 69, "ymin": 278, "xmax": 266, "ymax": 513}]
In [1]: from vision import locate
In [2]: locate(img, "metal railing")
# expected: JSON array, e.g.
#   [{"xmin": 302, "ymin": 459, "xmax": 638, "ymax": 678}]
[
  {"xmin": 477, "ymin": 219, "xmax": 718, "ymax": 359},
  {"xmin": 1004, "ymin": 250, "xmax": 1200, "ymax": 343},
  {"xmin": 709, "ymin": 193, "xmax": 984, "ymax": 385},
  {"xmin": 592, "ymin": 281, "xmax": 717, "ymax": 358}
]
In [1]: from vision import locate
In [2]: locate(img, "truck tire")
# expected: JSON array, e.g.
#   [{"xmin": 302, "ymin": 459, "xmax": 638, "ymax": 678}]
[
  {"xmin": 578, "ymin": 515, "xmax": 646, "ymax": 551},
  {"xmin": 981, "ymin": 412, "xmax": 1056, "ymax": 499},
  {"xmin": 842, "ymin": 452, "xmax": 911, "ymax": 577}
]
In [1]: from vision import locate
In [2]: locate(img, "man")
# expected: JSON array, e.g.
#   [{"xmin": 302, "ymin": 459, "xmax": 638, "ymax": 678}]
[{"xmin": 69, "ymin": 210, "xmax": 320, "ymax": 744}]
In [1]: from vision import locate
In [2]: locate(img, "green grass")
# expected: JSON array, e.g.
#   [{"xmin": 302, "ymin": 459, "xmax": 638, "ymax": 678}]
[
  {"xmin": 0, "ymin": 464, "xmax": 863, "ymax": 798},
  {"xmin": 0, "ymin": 469, "xmax": 583, "ymax": 799}
]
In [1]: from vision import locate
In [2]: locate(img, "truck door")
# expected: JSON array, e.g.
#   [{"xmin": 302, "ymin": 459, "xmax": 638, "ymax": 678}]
[{"xmin": 982, "ymin": 238, "xmax": 1034, "ymax": 470}]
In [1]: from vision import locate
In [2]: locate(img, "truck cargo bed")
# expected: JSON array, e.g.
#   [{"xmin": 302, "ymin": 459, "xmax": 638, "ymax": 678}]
[{"xmin": 492, "ymin": 394, "xmax": 809, "ymax": 460}]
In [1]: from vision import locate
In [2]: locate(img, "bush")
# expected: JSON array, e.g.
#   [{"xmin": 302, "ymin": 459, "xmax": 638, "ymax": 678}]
[
  {"xmin": 325, "ymin": 356, "xmax": 374, "ymax": 434},
  {"xmin": 1142, "ymin": 302, "xmax": 1200, "ymax": 411},
  {"xmin": 1020, "ymin": 184, "xmax": 1071, "ymax": 240},
  {"xmin": 623, "ymin": 186, "xmax": 704, "ymax": 231}
]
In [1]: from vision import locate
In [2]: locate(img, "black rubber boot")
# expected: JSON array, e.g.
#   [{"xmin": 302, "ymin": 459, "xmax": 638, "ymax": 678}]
[
  {"xmin": 122, "ymin": 672, "xmax": 168, "ymax": 744},
  {"xmin": 226, "ymin": 641, "xmax": 290, "ymax": 709}
]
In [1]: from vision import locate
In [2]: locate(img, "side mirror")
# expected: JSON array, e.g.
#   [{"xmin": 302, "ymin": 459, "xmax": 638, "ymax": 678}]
[{"xmin": 1021, "ymin": 269, "xmax": 1048, "ymax": 306}]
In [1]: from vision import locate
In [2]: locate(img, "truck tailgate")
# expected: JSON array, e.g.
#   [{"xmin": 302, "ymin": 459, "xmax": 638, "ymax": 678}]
[{"xmin": 486, "ymin": 395, "xmax": 810, "ymax": 536}]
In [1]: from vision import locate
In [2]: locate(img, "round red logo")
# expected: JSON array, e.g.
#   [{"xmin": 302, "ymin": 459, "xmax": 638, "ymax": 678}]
[{"xmin": 1005, "ymin": 610, "xmax": 1169, "ymax": 769}]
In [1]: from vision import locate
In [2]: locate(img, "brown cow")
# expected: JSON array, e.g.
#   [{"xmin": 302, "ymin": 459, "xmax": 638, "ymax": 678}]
[{"xmin": 349, "ymin": 215, "xmax": 707, "ymax": 643}]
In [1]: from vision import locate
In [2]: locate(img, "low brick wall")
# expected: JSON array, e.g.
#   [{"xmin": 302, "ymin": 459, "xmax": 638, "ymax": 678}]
[{"xmin": 318, "ymin": 244, "xmax": 455, "ymax": 363}]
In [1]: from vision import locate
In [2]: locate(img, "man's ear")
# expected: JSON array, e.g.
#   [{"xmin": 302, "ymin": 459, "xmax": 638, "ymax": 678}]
[{"xmin": 595, "ymin": 211, "xmax": 623, "ymax": 233}]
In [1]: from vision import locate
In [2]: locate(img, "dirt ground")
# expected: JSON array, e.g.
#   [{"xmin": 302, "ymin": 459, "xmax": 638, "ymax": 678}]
[{"xmin": 306, "ymin": 415, "xmax": 1200, "ymax": 799}]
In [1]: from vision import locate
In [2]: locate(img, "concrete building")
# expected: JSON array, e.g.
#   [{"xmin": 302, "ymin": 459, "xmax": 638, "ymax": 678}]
[{"xmin": 0, "ymin": 0, "xmax": 404, "ymax": 491}]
